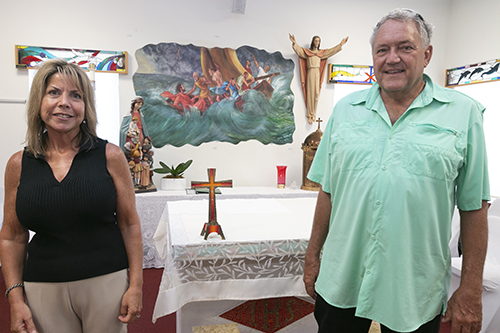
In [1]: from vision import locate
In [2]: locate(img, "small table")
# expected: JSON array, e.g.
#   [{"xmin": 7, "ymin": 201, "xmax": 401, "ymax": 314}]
[{"xmin": 151, "ymin": 189, "xmax": 318, "ymax": 323}]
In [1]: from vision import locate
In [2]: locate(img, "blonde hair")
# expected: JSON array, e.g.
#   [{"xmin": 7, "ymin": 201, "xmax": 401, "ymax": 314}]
[{"xmin": 25, "ymin": 59, "xmax": 97, "ymax": 157}]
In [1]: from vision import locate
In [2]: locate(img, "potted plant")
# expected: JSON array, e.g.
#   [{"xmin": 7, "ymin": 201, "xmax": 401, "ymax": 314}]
[{"xmin": 154, "ymin": 160, "xmax": 193, "ymax": 191}]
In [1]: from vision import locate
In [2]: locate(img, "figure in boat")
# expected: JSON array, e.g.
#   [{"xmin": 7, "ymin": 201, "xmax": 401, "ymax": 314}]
[{"xmin": 161, "ymin": 46, "xmax": 281, "ymax": 114}]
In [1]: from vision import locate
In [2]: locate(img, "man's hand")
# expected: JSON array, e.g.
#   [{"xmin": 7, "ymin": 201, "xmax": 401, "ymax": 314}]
[
  {"xmin": 303, "ymin": 255, "xmax": 320, "ymax": 299},
  {"xmin": 443, "ymin": 286, "xmax": 482, "ymax": 333}
]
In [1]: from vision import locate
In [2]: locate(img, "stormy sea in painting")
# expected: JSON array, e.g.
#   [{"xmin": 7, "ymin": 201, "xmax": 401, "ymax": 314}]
[{"xmin": 133, "ymin": 43, "xmax": 295, "ymax": 148}]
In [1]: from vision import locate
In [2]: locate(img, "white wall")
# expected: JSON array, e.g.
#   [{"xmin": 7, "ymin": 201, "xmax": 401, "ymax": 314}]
[
  {"xmin": 455, "ymin": 82, "xmax": 500, "ymax": 197},
  {"xmin": 2, "ymin": 0, "xmax": 494, "ymax": 189},
  {"xmin": 444, "ymin": 0, "xmax": 500, "ymax": 70},
  {"xmin": 445, "ymin": 0, "xmax": 500, "ymax": 197}
]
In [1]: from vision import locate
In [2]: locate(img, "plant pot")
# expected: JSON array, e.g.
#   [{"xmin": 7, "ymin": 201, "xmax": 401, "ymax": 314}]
[{"xmin": 161, "ymin": 177, "xmax": 186, "ymax": 191}]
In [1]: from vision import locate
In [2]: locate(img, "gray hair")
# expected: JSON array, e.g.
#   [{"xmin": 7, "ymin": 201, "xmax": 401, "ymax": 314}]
[{"xmin": 370, "ymin": 8, "xmax": 433, "ymax": 49}]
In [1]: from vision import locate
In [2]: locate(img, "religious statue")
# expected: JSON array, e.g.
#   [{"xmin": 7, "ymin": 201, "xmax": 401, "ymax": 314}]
[
  {"xmin": 120, "ymin": 96, "xmax": 156, "ymax": 192},
  {"xmin": 289, "ymin": 34, "xmax": 349, "ymax": 124},
  {"xmin": 120, "ymin": 96, "xmax": 149, "ymax": 147}
]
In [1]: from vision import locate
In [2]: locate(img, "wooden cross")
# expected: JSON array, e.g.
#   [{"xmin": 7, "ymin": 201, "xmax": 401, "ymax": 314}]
[
  {"xmin": 316, "ymin": 117, "xmax": 323, "ymax": 131},
  {"xmin": 191, "ymin": 168, "xmax": 233, "ymax": 240}
]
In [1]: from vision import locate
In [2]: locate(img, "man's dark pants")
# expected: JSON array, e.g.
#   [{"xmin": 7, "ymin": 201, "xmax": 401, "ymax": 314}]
[{"xmin": 315, "ymin": 294, "xmax": 441, "ymax": 333}]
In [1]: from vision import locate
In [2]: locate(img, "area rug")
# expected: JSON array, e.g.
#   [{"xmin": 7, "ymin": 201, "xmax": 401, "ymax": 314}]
[{"xmin": 219, "ymin": 297, "xmax": 314, "ymax": 333}]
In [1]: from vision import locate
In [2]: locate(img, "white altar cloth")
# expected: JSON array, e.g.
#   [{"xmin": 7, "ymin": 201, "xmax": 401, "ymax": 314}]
[
  {"xmin": 152, "ymin": 191, "xmax": 318, "ymax": 323},
  {"xmin": 136, "ymin": 187, "xmax": 317, "ymax": 268}
]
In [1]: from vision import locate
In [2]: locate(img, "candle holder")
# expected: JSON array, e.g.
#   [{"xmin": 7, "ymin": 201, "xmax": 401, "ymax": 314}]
[{"xmin": 276, "ymin": 165, "xmax": 287, "ymax": 189}]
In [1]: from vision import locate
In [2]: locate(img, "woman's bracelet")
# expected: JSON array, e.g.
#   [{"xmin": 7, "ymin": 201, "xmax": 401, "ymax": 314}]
[{"xmin": 5, "ymin": 283, "xmax": 24, "ymax": 298}]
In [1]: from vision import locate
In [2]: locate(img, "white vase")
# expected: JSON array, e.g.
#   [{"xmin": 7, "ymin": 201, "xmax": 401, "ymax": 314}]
[{"xmin": 161, "ymin": 177, "xmax": 186, "ymax": 191}]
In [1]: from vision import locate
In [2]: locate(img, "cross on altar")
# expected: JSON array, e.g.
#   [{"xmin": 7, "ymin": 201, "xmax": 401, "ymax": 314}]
[{"xmin": 191, "ymin": 168, "xmax": 233, "ymax": 240}]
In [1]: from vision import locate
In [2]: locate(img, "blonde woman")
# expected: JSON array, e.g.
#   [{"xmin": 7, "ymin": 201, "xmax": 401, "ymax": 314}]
[{"xmin": 0, "ymin": 59, "xmax": 143, "ymax": 333}]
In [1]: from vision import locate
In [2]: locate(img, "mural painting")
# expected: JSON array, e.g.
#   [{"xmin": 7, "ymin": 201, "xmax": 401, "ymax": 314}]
[{"xmin": 133, "ymin": 43, "xmax": 295, "ymax": 147}]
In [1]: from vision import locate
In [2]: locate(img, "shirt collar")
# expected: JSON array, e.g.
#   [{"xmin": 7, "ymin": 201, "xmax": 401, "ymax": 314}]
[{"xmin": 351, "ymin": 73, "xmax": 452, "ymax": 110}]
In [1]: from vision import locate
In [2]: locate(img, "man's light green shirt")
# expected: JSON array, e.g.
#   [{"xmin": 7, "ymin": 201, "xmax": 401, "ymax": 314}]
[{"xmin": 308, "ymin": 74, "xmax": 490, "ymax": 332}]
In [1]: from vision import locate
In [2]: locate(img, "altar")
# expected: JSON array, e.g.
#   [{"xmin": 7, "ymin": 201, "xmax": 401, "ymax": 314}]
[
  {"xmin": 136, "ymin": 187, "xmax": 318, "ymax": 268},
  {"xmin": 150, "ymin": 188, "xmax": 318, "ymax": 323}
]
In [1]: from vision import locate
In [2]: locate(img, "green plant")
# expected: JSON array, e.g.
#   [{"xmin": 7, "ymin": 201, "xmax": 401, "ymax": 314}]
[{"xmin": 153, "ymin": 160, "xmax": 193, "ymax": 178}]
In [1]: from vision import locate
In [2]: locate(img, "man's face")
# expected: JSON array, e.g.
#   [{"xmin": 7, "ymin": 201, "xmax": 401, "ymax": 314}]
[
  {"xmin": 313, "ymin": 37, "xmax": 320, "ymax": 49},
  {"xmin": 372, "ymin": 19, "xmax": 432, "ymax": 98},
  {"xmin": 264, "ymin": 65, "xmax": 270, "ymax": 72}
]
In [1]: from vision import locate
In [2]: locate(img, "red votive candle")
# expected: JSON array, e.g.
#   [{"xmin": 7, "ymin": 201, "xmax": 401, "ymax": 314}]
[{"xmin": 276, "ymin": 165, "xmax": 287, "ymax": 189}]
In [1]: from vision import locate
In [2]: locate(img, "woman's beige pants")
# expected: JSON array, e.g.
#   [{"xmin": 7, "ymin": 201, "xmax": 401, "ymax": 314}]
[{"xmin": 24, "ymin": 269, "xmax": 128, "ymax": 333}]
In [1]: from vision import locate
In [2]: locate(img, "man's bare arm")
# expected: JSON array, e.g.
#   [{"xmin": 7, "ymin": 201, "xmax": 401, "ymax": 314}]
[
  {"xmin": 303, "ymin": 187, "xmax": 331, "ymax": 299},
  {"xmin": 444, "ymin": 200, "xmax": 488, "ymax": 333}
]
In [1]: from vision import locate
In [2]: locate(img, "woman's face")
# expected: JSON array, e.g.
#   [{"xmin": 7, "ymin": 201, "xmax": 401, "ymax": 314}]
[
  {"xmin": 134, "ymin": 101, "xmax": 143, "ymax": 111},
  {"xmin": 40, "ymin": 73, "xmax": 85, "ymax": 137}
]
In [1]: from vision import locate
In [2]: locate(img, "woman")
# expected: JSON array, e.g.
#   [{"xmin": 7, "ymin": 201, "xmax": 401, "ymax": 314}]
[
  {"xmin": 289, "ymin": 34, "xmax": 348, "ymax": 124},
  {"xmin": 0, "ymin": 59, "xmax": 143, "ymax": 333}
]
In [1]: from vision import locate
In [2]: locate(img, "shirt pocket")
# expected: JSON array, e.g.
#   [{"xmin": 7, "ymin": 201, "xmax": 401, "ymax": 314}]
[
  {"xmin": 403, "ymin": 122, "xmax": 464, "ymax": 182},
  {"xmin": 332, "ymin": 120, "xmax": 376, "ymax": 171}
]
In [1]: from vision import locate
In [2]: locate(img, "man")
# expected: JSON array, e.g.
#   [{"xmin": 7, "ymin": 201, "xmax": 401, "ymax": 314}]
[
  {"xmin": 305, "ymin": 8, "xmax": 489, "ymax": 333},
  {"xmin": 243, "ymin": 59, "xmax": 253, "ymax": 75},
  {"xmin": 208, "ymin": 64, "xmax": 230, "ymax": 102},
  {"xmin": 188, "ymin": 72, "xmax": 213, "ymax": 113},
  {"xmin": 237, "ymin": 71, "xmax": 255, "ymax": 93},
  {"xmin": 252, "ymin": 55, "xmax": 275, "ymax": 85},
  {"xmin": 162, "ymin": 84, "xmax": 195, "ymax": 114}
]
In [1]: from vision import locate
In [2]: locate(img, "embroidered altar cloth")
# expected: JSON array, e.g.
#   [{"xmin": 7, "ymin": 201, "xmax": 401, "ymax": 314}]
[{"xmin": 152, "ymin": 193, "xmax": 317, "ymax": 322}]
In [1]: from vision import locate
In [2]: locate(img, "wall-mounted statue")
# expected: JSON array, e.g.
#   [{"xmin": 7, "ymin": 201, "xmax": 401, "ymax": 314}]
[{"xmin": 289, "ymin": 34, "xmax": 348, "ymax": 124}]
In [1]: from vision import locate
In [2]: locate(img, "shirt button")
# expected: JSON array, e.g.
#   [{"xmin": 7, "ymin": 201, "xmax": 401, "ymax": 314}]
[
  {"xmin": 375, "ymin": 200, "xmax": 381, "ymax": 205},
  {"xmin": 382, "ymin": 166, "xmax": 386, "ymax": 171},
  {"xmin": 389, "ymin": 135, "xmax": 393, "ymax": 139},
  {"xmin": 366, "ymin": 269, "xmax": 371, "ymax": 274},
  {"xmin": 371, "ymin": 235, "xmax": 376, "ymax": 240}
]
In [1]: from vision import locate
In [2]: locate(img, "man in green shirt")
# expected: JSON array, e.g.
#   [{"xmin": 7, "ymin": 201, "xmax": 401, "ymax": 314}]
[{"xmin": 306, "ymin": 8, "xmax": 490, "ymax": 333}]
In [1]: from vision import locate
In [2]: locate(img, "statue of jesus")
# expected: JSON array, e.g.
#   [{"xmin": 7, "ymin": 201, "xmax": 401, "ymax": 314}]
[{"xmin": 289, "ymin": 34, "xmax": 349, "ymax": 124}]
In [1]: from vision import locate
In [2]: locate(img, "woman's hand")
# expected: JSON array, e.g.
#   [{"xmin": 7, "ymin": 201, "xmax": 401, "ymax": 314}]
[
  {"xmin": 10, "ymin": 301, "xmax": 38, "ymax": 333},
  {"xmin": 118, "ymin": 286, "xmax": 143, "ymax": 324}
]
